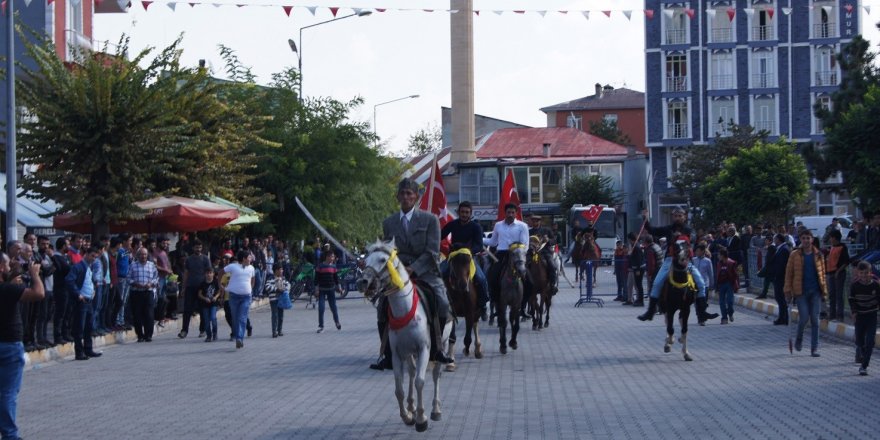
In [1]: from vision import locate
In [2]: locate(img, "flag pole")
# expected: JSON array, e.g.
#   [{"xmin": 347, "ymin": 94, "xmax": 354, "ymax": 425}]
[{"xmin": 426, "ymin": 152, "xmax": 438, "ymax": 211}]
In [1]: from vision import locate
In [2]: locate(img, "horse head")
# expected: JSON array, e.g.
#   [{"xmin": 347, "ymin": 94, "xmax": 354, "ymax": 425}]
[
  {"xmin": 357, "ymin": 238, "xmax": 411, "ymax": 299},
  {"xmin": 670, "ymin": 239, "xmax": 691, "ymax": 283},
  {"xmin": 447, "ymin": 244, "xmax": 474, "ymax": 294},
  {"xmin": 507, "ymin": 242, "xmax": 528, "ymax": 279}
]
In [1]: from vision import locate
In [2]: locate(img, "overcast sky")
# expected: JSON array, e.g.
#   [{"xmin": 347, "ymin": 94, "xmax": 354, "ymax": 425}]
[{"xmin": 95, "ymin": 1, "xmax": 880, "ymax": 156}]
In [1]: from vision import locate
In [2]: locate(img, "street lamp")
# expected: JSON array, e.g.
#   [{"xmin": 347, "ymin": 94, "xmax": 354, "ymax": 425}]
[
  {"xmin": 373, "ymin": 94, "xmax": 420, "ymax": 149},
  {"xmin": 288, "ymin": 10, "xmax": 372, "ymax": 100},
  {"xmin": 5, "ymin": 0, "xmax": 17, "ymax": 242}
]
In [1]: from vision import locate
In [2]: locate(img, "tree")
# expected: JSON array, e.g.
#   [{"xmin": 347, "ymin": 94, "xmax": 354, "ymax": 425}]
[
  {"xmin": 670, "ymin": 123, "xmax": 768, "ymax": 209},
  {"xmin": 405, "ymin": 123, "xmax": 442, "ymax": 157},
  {"xmin": 559, "ymin": 174, "xmax": 621, "ymax": 214},
  {"xmin": 806, "ymin": 31, "xmax": 880, "ymax": 209},
  {"xmin": 587, "ymin": 118, "xmax": 631, "ymax": 145},
  {"xmin": 700, "ymin": 140, "xmax": 809, "ymax": 226},
  {"xmin": 15, "ymin": 35, "xmax": 267, "ymax": 237}
]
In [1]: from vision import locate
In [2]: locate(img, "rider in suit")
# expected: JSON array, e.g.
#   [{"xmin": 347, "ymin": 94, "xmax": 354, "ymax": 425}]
[{"xmin": 370, "ymin": 178, "xmax": 453, "ymax": 371}]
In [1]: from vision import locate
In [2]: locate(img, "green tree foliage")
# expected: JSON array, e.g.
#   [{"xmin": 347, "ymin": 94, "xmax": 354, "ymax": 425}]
[
  {"xmin": 559, "ymin": 174, "xmax": 621, "ymax": 214},
  {"xmin": 15, "ymin": 35, "xmax": 267, "ymax": 236},
  {"xmin": 670, "ymin": 123, "xmax": 768, "ymax": 209},
  {"xmin": 587, "ymin": 118, "xmax": 631, "ymax": 145},
  {"xmin": 701, "ymin": 141, "xmax": 809, "ymax": 226},
  {"xmin": 405, "ymin": 123, "xmax": 442, "ymax": 157},
  {"xmin": 807, "ymin": 31, "xmax": 880, "ymax": 209}
]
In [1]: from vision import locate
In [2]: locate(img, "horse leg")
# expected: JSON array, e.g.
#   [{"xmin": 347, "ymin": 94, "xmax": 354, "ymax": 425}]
[
  {"xmin": 543, "ymin": 294, "xmax": 551, "ymax": 328},
  {"xmin": 430, "ymin": 359, "xmax": 442, "ymax": 421},
  {"xmin": 473, "ymin": 319, "xmax": 483, "ymax": 359},
  {"xmin": 463, "ymin": 316, "xmax": 472, "ymax": 357},
  {"xmin": 407, "ymin": 357, "xmax": 416, "ymax": 417},
  {"xmin": 414, "ymin": 348, "xmax": 429, "ymax": 432},
  {"xmin": 531, "ymin": 292, "xmax": 540, "ymax": 330},
  {"xmin": 445, "ymin": 321, "xmax": 456, "ymax": 372},
  {"xmin": 664, "ymin": 310, "xmax": 674, "ymax": 353},
  {"xmin": 488, "ymin": 300, "xmax": 496, "ymax": 327},
  {"xmin": 510, "ymin": 305, "xmax": 520, "ymax": 350},
  {"xmin": 498, "ymin": 303, "xmax": 508, "ymax": 355},
  {"xmin": 394, "ymin": 351, "xmax": 414, "ymax": 426},
  {"xmin": 681, "ymin": 306, "xmax": 693, "ymax": 361}
]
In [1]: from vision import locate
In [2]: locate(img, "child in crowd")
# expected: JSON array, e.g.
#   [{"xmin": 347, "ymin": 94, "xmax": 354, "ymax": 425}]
[
  {"xmin": 315, "ymin": 247, "xmax": 342, "ymax": 333},
  {"xmin": 850, "ymin": 261, "xmax": 880, "ymax": 376},
  {"xmin": 264, "ymin": 266, "xmax": 290, "ymax": 338},
  {"xmin": 715, "ymin": 247, "xmax": 739, "ymax": 324},
  {"xmin": 692, "ymin": 244, "xmax": 715, "ymax": 326},
  {"xmin": 197, "ymin": 269, "xmax": 220, "ymax": 342}
]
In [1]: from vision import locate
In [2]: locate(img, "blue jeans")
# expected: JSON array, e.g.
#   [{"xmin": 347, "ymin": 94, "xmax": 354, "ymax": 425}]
[
  {"xmin": 0, "ymin": 342, "xmax": 24, "ymax": 440},
  {"xmin": 796, "ymin": 289, "xmax": 822, "ymax": 351},
  {"xmin": 270, "ymin": 300, "xmax": 284, "ymax": 334},
  {"xmin": 718, "ymin": 282, "xmax": 735, "ymax": 319},
  {"xmin": 649, "ymin": 257, "xmax": 707, "ymax": 299},
  {"xmin": 318, "ymin": 288, "xmax": 339, "ymax": 329},
  {"xmin": 200, "ymin": 305, "xmax": 217, "ymax": 339},
  {"xmin": 72, "ymin": 299, "xmax": 95, "ymax": 355},
  {"xmin": 228, "ymin": 294, "xmax": 252, "ymax": 342},
  {"xmin": 252, "ymin": 270, "xmax": 264, "ymax": 297},
  {"xmin": 115, "ymin": 278, "xmax": 131, "ymax": 326},
  {"xmin": 93, "ymin": 284, "xmax": 109, "ymax": 331}
]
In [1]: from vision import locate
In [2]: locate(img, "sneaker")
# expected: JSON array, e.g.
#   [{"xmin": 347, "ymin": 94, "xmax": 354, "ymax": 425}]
[
  {"xmin": 860, "ymin": 367, "xmax": 868, "ymax": 376},
  {"xmin": 212, "ymin": 335, "xmax": 218, "ymax": 341},
  {"xmin": 613, "ymin": 296, "xmax": 624, "ymax": 302},
  {"xmin": 247, "ymin": 327, "xmax": 253, "ymax": 337},
  {"xmin": 794, "ymin": 339, "xmax": 802, "ymax": 352},
  {"xmin": 811, "ymin": 350, "xmax": 821, "ymax": 357},
  {"xmin": 317, "ymin": 327, "xmax": 324, "ymax": 333},
  {"xmin": 177, "ymin": 331, "xmax": 187, "ymax": 339},
  {"xmin": 199, "ymin": 332, "xmax": 206, "ymax": 338},
  {"xmin": 235, "ymin": 340, "xmax": 243, "ymax": 349},
  {"xmin": 728, "ymin": 314, "xmax": 734, "ymax": 323},
  {"xmin": 205, "ymin": 337, "xmax": 212, "ymax": 342},
  {"xmin": 720, "ymin": 318, "xmax": 728, "ymax": 325},
  {"xmin": 272, "ymin": 333, "xmax": 278, "ymax": 338},
  {"xmin": 336, "ymin": 322, "xmax": 342, "ymax": 330},
  {"xmin": 277, "ymin": 332, "xmax": 283, "ymax": 337}
]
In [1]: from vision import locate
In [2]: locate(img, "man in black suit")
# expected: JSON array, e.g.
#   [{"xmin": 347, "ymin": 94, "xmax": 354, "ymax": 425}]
[
  {"xmin": 371, "ymin": 178, "xmax": 453, "ymax": 370},
  {"xmin": 770, "ymin": 233, "xmax": 791, "ymax": 325}
]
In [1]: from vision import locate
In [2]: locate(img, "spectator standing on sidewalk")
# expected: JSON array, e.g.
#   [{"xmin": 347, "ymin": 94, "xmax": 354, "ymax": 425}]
[
  {"xmin": 65, "ymin": 246, "xmax": 103, "ymax": 360},
  {"xmin": 129, "ymin": 248, "xmax": 159, "ymax": 343},
  {"xmin": 264, "ymin": 266, "xmax": 290, "ymax": 338},
  {"xmin": 224, "ymin": 250, "xmax": 255, "ymax": 349},
  {"xmin": 771, "ymin": 234, "xmax": 791, "ymax": 325},
  {"xmin": 196, "ymin": 269, "xmax": 220, "ymax": 342},
  {"xmin": 756, "ymin": 235, "xmax": 775, "ymax": 300},
  {"xmin": 715, "ymin": 248, "xmax": 739, "ymax": 324},
  {"xmin": 51, "ymin": 238, "xmax": 73, "ymax": 345},
  {"xmin": 32, "ymin": 237, "xmax": 55, "ymax": 349},
  {"xmin": 113, "ymin": 234, "xmax": 133, "ymax": 331},
  {"xmin": 180, "ymin": 240, "xmax": 211, "ymax": 339},
  {"xmin": 825, "ymin": 230, "xmax": 851, "ymax": 322},
  {"xmin": 784, "ymin": 229, "xmax": 828, "ymax": 357},
  {"xmin": 626, "ymin": 233, "xmax": 645, "ymax": 307},
  {"xmin": 91, "ymin": 239, "xmax": 110, "ymax": 337},
  {"xmin": 153, "ymin": 237, "xmax": 173, "ymax": 326},
  {"xmin": 315, "ymin": 248, "xmax": 342, "ymax": 333},
  {"xmin": 0, "ymin": 254, "xmax": 44, "ymax": 440},
  {"xmin": 613, "ymin": 241, "xmax": 628, "ymax": 303},
  {"xmin": 850, "ymin": 261, "xmax": 880, "ymax": 376}
]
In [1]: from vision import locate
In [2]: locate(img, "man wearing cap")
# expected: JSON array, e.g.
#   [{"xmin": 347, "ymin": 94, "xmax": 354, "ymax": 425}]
[{"xmin": 371, "ymin": 178, "xmax": 453, "ymax": 370}]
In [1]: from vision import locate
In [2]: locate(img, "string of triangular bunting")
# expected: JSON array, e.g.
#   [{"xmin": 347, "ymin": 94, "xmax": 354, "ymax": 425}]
[{"xmin": 7, "ymin": 1, "xmax": 877, "ymax": 18}]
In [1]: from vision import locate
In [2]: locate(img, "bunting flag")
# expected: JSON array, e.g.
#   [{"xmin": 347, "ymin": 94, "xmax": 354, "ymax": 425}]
[
  {"xmin": 419, "ymin": 163, "xmax": 454, "ymax": 229},
  {"xmin": 329, "ymin": 6, "xmax": 339, "ymax": 16},
  {"xmin": 282, "ymin": 5, "xmax": 291, "ymax": 16},
  {"xmin": 865, "ymin": 5, "xmax": 871, "ymax": 15},
  {"xmin": 513, "ymin": 10, "xmax": 525, "ymax": 14},
  {"xmin": 684, "ymin": 8, "xmax": 695, "ymax": 19},
  {"xmin": 581, "ymin": 11, "xmax": 589, "ymax": 20},
  {"xmin": 845, "ymin": 4, "xmax": 854, "ymax": 13},
  {"xmin": 24, "ymin": 0, "xmax": 33, "ymax": 7},
  {"xmin": 141, "ymin": 1, "xmax": 152, "ymax": 10},
  {"xmin": 644, "ymin": 9, "xmax": 653, "ymax": 19},
  {"xmin": 602, "ymin": 10, "xmax": 611, "ymax": 18},
  {"xmin": 375, "ymin": 8, "xmax": 385, "ymax": 12},
  {"xmin": 558, "ymin": 10, "xmax": 568, "ymax": 15},
  {"xmin": 493, "ymin": 10, "xmax": 502, "ymax": 15},
  {"xmin": 537, "ymin": 10, "xmax": 546, "ymax": 17},
  {"xmin": 167, "ymin": 1, "xmax": 176, "ymax": 10},
  {"xmin": 306, "ymin": 5, "xmax": 316, "ymax": 15},
  {"xmin": 767, "ymin": 7, "xmax": 774, "ymax": 20},
  {"xmin": 497, "ymin": 170, "xmax": 522, "ymax": 222},
  {"xmin": 727, "ymin": 8, "xmax": 736, "ymax": 21},
  {"xmin": 622, "ymin": 10, "xmax": 632, "ymax": 20}
]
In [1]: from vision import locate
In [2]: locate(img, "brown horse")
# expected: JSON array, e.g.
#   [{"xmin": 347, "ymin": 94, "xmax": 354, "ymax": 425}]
[
  {"xmin": 571, "ymin": 233, "xmax": 586, "ymax": 281},
  {"xmin": 527, "ymin": 244, "xmax": 553, "ymax": 330},
  {"xmin": 444, "ymin": 248, "xmax": 483, "ymax": 366}
]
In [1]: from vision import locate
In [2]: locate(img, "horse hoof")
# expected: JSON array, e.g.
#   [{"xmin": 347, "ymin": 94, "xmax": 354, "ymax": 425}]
[
  {"xmin": 445, "ymin": 363, "xmax": 456, "ymax": 372},
  {"xmin": 544, "ymin": 322, "xmax": 549, "ymax": 328},
  {"xmin": 500, "ymin": 345, "xmax": 507, "ymax": 355},
  {"xmin": 475, "ymin": 348, "xmax": 483, "ymax": 359},
  {"xmin": 415, "ymin": 421, "xmax": 428, "ymax": 432},
  {"xmin": 510, "ymin": 341, "xmax": 518, "ymax": 350},
  {"xmin": 463, "ymin": 347, "xmax": 470, "ymax": 357},
  {"xmin": 431, "ymin": 412, "xmax": 442, "ymax": 421},
  {"xmin": 664, "ymin": 346, "xmax": 671, "ymax": 353},
  {"xmin": 404, "ymin": 416, "xmax": 415, "ymax": 426}
]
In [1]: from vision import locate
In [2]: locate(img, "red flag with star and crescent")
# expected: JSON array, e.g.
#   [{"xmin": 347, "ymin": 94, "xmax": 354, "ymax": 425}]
[
  {"xmin": 496, "ymin": 169, "xmax": 523, "ymax": 221},
  {"xmin": 419, "ymin": 163, "xmax": 454, "ymax": 228},
  {"xmin": 580, "ymin": 204, "xmax": 605, "ymax": 224}
]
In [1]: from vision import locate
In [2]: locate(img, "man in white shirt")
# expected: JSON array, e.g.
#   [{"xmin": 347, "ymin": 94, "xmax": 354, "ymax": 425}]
[{"xmin": 484, "ymin": 203, "xmax": 530, "ymax": 300}]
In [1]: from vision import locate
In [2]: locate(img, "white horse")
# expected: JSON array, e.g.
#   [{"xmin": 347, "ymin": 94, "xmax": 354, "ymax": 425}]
[{"xmin": 357, "ymin": 239, "xmax": 451, "ymax": 432}]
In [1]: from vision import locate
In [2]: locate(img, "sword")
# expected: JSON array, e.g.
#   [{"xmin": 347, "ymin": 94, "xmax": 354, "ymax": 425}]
[{"xmin": 295, "ymin": 197, "xmax": 358, "ymax": 261}]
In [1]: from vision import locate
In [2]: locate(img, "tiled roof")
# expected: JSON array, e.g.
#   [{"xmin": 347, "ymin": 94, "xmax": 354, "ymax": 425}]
[
  {"xmin": 540, "ymin": 87, "xmax": 645, "ymax": 112},
  {"xmin": 475, "ymin": 127, "xmax": 631, "ymax": 159}
]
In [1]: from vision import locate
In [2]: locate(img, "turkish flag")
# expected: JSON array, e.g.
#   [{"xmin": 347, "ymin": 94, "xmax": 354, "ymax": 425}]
[
  {"xmin": 419, "ymin": 164, "xmax": 454, "ymax": 228},
  {"xmin": 580, "ymin": 204, "xmax": 604, "ymax": 224},
  {"xmin": 727, "ymin": 8, "xmax": 736, "ymax": 21},
  {"xmin": 496, "ymin": 169, "xmax": 523, "ymax": 221}
]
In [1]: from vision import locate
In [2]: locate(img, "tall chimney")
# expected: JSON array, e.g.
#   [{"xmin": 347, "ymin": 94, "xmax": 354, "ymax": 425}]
[
  {"xmin": 450, "ymin": 0, "xmax": 476, "ymax": 164},
  {"xmin": 594, "ymin": 83, "xmax": 602, "ymax": 98},
  {"xmin": 543, "ymin": 143, "xmax": 552, "ymax": 158}
]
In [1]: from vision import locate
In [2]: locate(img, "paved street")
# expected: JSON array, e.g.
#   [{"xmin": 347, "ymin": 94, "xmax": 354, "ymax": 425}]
[{"xmin": 17, "ymin": 267, "xmax": 880, "ymax": 439}]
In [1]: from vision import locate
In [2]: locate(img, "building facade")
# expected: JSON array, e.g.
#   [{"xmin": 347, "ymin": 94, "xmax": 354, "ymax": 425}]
[{"xmin": 645, "ymin": 0, "xmax": 860, "ymax": 222}]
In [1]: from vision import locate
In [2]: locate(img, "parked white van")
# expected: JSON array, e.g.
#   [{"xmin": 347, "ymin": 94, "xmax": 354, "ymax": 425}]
[{"xmin": 793, "ymin": 215, "xmax": 853, "ymax": 241}]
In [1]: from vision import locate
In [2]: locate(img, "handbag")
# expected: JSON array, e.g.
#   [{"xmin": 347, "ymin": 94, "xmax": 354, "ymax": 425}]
[{"xmin": 277, "ymin": 290, "xmax": 293, "ymax": 310}]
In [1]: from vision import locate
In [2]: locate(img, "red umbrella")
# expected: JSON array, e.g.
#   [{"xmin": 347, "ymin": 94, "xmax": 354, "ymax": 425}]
[{"xmin": 53, "ymin": 196, "xmax": 239, "ymax": 234}]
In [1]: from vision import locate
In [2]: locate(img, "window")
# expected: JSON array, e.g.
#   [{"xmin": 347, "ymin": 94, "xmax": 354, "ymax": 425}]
[
  {"xmin": 459, "ymin": 168, "xmax": 499, "ymax": 206},
  {"xmin": 709, "ymin": 8, "xmax": 735, "ymax": 43},
  {"xmin": 709, "ymin": 51, "xmax": 734, "ymax": 89},
  {"xmin": 752, "ymin": 95, "xmax": 778, "ymax": 134},
  {"xmin": 509, "ymin": 166, "xmax": 565, "ymax": 204},
  {"xmin": 665, "ymin": 54, "xmax": 688, "ymax": 92},
  {"xmin": 569, "ymin": 163, "xmax": 623, "ymax": 193},
  {"xmin": 812, "ymin": 3, "xmax": 837, "ymax": 38},
  {"xmin": 710, "ymin": 98, "xmax": 737, "ymax": 136},
  {"xmin": 751, "ymin": 6, "xmax": 776, "ymax": 41},
  {"xmin": 666, "ymin": 147, "xmax": 686, "ymax": 183},
  {"xmin": 814, "ymin": 46, "xmax": 838, "ymax": 86},
  {"xmin": 66, "ymin": 0, "xmax": 86, "ymax": 60},
  {"xmin": 751, "ymin": 49, "xmax": 776, "ymax": 88},
  {"xmin": 666, "ymin": 100, "xmax": 689, "ymax": 139},
  {"xmin": 566, "ymin": 114, "xmax": 582, "ymax": 130},
  {"xmin": 814, "ymin": 95, "xmax": 831, "ymax": 133},
  {"xmin": 603, "ymin": 114, "xmax": 618, "ymax": 124},
  {"xmin": 663, "ymin": 9, "xmax": 688, "ymax": 45}
]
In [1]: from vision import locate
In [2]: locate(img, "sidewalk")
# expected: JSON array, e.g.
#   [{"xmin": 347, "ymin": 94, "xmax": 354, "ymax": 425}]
[
  {"xmin": 708, "ymin": 289, "xmax": 879, "ymax": 345},
  {"xmin": 24, "ymin": 297, "xmax": 269, "ymax": 370}
]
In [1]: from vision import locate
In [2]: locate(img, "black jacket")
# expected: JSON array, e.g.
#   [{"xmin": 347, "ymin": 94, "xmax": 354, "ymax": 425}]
[{"xmin": 770, "ymin": 244, "xmax": 790, "ymax": 281}]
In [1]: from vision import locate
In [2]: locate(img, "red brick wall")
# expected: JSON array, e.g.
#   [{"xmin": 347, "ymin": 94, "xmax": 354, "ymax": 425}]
[{"xmin": 553, "ymin": 108, "xmax": 646, "ymax": 153}]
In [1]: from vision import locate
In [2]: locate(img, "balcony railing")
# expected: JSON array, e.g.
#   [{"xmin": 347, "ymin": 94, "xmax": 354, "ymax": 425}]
[
  {"xmin": 667, "ymin": 123, "xmax": 689, "ymax": 139},
  {"xmin": 711, "ymin": 27, "xmax": 734, "ymax": 43},
  {"xmin": 815, "ymin": 70, "xmax": 838, "ymax": 86},
  {"xmin": 711, "ymin": 74, "xmax": 734, "ymax": 89},
  {"xmin": 813, "ymin": 22, "xmax": 837, "ymax": 39},
  {"xmin": 713, "ymin": 123, "xmax": 733, "ymax": 137},
  {"xmin": 751, "ymin": 25, "xmax": 774, "ymax": 41},
  {"xmin": 752, "ymin": 73, "xmax": 776, "ymax": 88},
  {"xmin": 665, "ymin": 28, "xmax": 687, "ymax": 45},
  {"xmin": 666, "ymin": 76, "xmax": 688, "ymax": 92},
  {"xmin": 754, "ymin": 120, "xmax": 776, "ymax": 133}
]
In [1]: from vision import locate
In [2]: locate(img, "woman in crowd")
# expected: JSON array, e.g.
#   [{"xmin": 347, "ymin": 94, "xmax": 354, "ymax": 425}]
[{"xmin": 224, "ymin": 250, "xmax": 255, "ymax": 349}]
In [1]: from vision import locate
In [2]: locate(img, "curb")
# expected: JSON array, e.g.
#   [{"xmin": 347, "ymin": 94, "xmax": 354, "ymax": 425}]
[
  {"xmin": 708, "ymin": 291, "xmax": 876, "ymax": 345},
  {"xmin": 24, "ymin": 297, "xmax": 269, "ymax": 370}
]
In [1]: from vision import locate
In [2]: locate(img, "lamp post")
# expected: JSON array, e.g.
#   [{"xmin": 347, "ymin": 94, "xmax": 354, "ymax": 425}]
[
  {"xmin": 373, "ymin": 95, "xmax": 420, "ymax": 149},
  {"xmin": 5, "ymin": 0, "xmax": 16, "ymax": 242},
  {"xmin": 288, "ymin": 10, "xmax": 372, "ymax": 100}
]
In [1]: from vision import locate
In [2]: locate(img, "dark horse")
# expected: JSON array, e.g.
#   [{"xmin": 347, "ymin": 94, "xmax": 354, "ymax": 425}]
[
  {"xmin": 658, "ymin": 240, "xmax": 696, "ymax": 361},
  {"xmin": 494, "ymin": 243, "xmax": 528, "ymax": 354},
  {"xmin": 444, "ymin": 247, "xmax": 483, "ymax": 367},
  {"xmin": 527, "ymin": 243, "xmax": 552, "ymax": 330}
]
